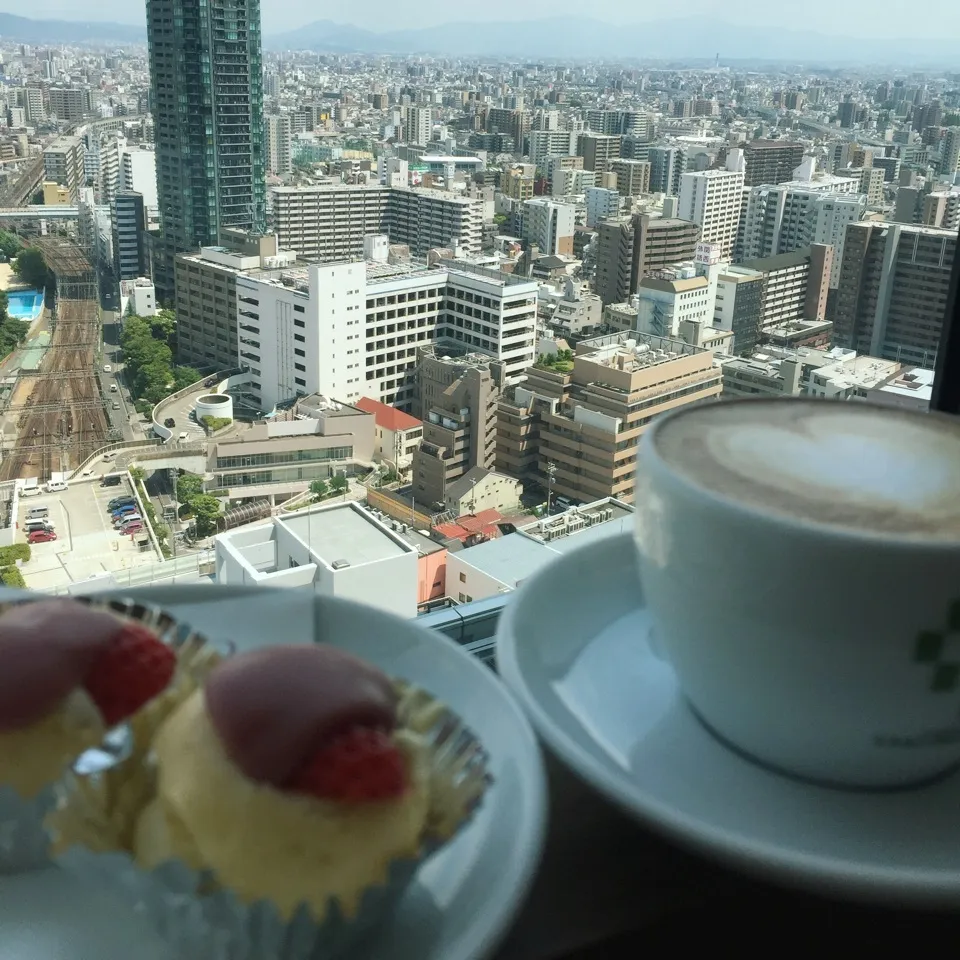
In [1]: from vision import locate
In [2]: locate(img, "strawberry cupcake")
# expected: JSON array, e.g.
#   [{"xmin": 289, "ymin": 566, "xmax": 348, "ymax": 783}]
[
  {"xmin": 0, "ymin": 600, "xmax": 177, "ymax": 800},
  {"xmin": 53, "ymin": 641, "xmax": 489, "ymax": 948}
]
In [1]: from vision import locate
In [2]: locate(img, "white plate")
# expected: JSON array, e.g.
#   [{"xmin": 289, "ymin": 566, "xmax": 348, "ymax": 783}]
[
  {"xmin": 0, "ymin": 587, "xmax": 548, "ymax": 960},
  {"xmin": 496, "ymin": 532, "xmax": 960, "ymax": 908}
]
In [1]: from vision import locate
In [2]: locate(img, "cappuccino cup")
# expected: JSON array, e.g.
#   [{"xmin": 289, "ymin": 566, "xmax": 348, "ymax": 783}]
[{"xmin": 634, "ymin": 397, "xmax": 960, "ymax": 788}]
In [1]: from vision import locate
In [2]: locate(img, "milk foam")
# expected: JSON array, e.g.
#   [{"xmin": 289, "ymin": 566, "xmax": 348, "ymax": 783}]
[{"xmin": 654, "ymin": 401, "xmax": 960, "ymax": 539}]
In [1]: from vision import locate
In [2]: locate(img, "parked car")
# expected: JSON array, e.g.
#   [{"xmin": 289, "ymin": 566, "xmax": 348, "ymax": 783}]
[
  {"xmin": 28, "ymin": 530, "xmax": 57, "ymax": 544},
  {"xmin": 164, "ymin": 417, "xmax": 176, "ymax": 428},
  {"xmin": 112, "ymin": 508, "xmax": 139, "ymax": 521},
  {"xmin": 114, "ymin": 514, "xmax": 142, "ymax": 528},
  {"xmin": 112, "ymin": 401, "xmax": 120, "ymax": 410},
  {"xmin": 103, "ymin": 364, "xmax": 112, "ymax": 373},
  {"xmin": 119, "ymin": 522, "xmax": 143, "ymax": 535},
  {"xmin": 108, "ymin": 495, "xmax": 135, "ymax": 509},
  {"xmin": 101, "ymin": 474, "xmax": 123, "ymax": 486},
  {"xmin": 45, "ymin": 480, "xmax": 68, "ymax": 493},
  {"xmin": 178, "ymin": 432, "xmax": 189, "ymax": 441}
]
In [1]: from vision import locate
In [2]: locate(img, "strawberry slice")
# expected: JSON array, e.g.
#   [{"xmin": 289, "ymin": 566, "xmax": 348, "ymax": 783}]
[
  {"xmin": 288, "ymin": 726, "xmax": 407, "ymax": 803},
  {"xmin": 82, "ymin": 623, "xmax": 176, "ymax": 727}
]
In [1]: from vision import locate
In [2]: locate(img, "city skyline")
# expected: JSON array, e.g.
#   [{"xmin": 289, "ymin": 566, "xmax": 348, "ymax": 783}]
[{"xmin": 9, "ymin": 3, "xmax": 960, "ymax": 41}]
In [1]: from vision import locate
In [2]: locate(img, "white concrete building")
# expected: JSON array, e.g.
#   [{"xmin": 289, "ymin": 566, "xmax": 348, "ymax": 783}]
[
  {"xmin": 119, "ymin": 278, "xmax": 157, "ymax": 317},
  {"xmin": 269, "ymin": 183, "xmax": 483, "ymax": 261},
  {"xmin": 529, "ymin": 130, "xmax": 579, "ymax": 169},
  {"xmin": 214, "ymin": 502, "xmax": 418, "ymax": 619},
  {"xmin": 678, "ymin": 151, "xmax": 745, "ymax": 260},
  {"xmin": 119, "ymin": 147, "xmax": 158, "ymax": 211},
  {"xmin": 740, "ymin": 186, "xmax": 866, "ymax": 286},
  {"xmin": 551, "ymin": 166, "xmax": 595, "ymax": 198},
  {"xmin": 521, "ymin": 198, "xmax": 576, "ymax": 256},
  {"xmin": 236, "ymin": 256, "xmax": 538, "ymax": 412},
  {"xmin": 636, "ymin": 271, "xmax": 716, "ymax": 339},
  {"xmin": 585, "ymin": 186, "xmax": 620, "ymax": 227}
]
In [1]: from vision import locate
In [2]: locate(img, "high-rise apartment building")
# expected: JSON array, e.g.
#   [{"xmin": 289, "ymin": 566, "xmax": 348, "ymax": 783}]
[
  {"xmin": 739, "ymin": 185, "xmax": 867, "ymax": 285},
  {"xmin": 404, "ymin": 106, "xmax": 432, "ymax": 145},
  {"xmin": 21, "ymin": 86, "xmax": 45, "ymax": 124},
  {"xmin": 147, "ymin": 0, "xmax": 266, "ymax": 298},
  {"xmin": 585, "ymin": 186, "xmax": 620, "ymax": 227},
  {"xmin": 648, "ymin": 146, "xmax": 687, "ymax": 195},
  {"xmin": 594, "ymin": 214, "xmax": 700, "ymax": 305},
  {"xmin": 113, "ymin": 191, "xmax": 149, "ymax": 281},
  {"xmin": 269, "ymin": 184, "xmax": 483, "ymax": 261},
  {"xmin": 521, "ymin": 199, "xmax": 576, "ymax": 255},
  {"xmin": 528, "ymin": 130, "xmax": 578, "ymax": 169},
  {"xmin": 577, "ymin": 133, "xmax": 622, "ymax": 173},
  {"xmin": 48, "ymin": 87, "xmax": 92, "ymax": 122},
  {"xmin": 678, "ymin": 157, "xmax": 745, "ymax": 260},
  {"xmin": 833, "ymin": 221, "xmax": 956, "ymax": 368},
  {"xmin": 608, "ymin": 159, "xmax": 651, "ymax": 197},
  {"xmin": 412, "ymin": 347, "xmax": 505, "ymax": 507},
  {"xmin": 42, "ymin": 136, "xmax": 85, "ymax": 202},
  {"xmin": 266, "ymin": 114, "xmax": 293, "ymax": 175},
  {"xmin": 939, "ymin": 127, "xmax": 960, "ymax": 177},
  {"xmin": 738, "ymin": 140, "xmax": 805, "ymax": 186}
]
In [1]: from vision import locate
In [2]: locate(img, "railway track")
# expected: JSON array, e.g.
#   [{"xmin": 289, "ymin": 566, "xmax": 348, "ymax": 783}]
[{"xmin": 0, "ymin": 299, "xmax": 108, "ymax": 481}]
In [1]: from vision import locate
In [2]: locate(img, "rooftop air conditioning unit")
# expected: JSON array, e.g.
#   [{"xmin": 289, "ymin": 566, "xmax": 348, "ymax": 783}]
[{"xmin": 332, "ymin": 559, "xmax": 351, "ymax": 570}]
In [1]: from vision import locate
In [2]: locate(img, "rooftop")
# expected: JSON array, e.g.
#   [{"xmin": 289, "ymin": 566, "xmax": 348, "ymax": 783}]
[
  {"xmin": 355, "ymin": 396, "xmax": 421, "ymax": 432},
  {"xmin": 278, "ymin": 502, "xmax": 412, "ymax": 568}
]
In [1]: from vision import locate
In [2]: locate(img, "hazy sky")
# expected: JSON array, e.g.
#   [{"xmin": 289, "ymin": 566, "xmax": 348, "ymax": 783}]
[{"xmin": 14, "ymin": 0, "xmax": 960, "ymax": 38}]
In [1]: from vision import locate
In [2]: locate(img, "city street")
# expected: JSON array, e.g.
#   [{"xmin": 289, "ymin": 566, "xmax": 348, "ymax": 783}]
[{"xmin": 100, "ymin": 310, "xmax": 147, "ymax": 443}]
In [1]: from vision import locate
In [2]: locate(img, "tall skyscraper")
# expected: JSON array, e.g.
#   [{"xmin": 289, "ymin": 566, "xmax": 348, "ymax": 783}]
[{"xmin": 146, "ymin": 0, "xmax": 266, "ymax": 299}]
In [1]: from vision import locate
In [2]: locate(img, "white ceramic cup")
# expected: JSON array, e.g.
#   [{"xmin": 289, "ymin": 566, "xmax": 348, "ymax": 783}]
[{"xmin": 634, "ymin": 397, "xmax": 960, "ymax": 789}]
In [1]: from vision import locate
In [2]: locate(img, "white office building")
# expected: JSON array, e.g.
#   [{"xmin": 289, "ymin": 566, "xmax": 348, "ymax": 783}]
[
  {"xmin": 404, "ymin": 106, "xmax": 432, "ymax": 145},
  {"xmin": 678, "ymin": 151, "xmax": 745, "ymax": 260},
  {"xmin": 235, "ymin": 253, "xmax": 538, "ymax": 412},
  {"xmin": 585, "ymin": 186, "xmax": 620, "ymax": 227}
]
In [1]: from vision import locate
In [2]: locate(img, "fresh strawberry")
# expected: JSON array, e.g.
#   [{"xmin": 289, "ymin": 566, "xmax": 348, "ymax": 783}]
[
  {"xmin": 82, "ymin": 623, "xmax": 176, "ymax": 727},
  {"xmin": 288, "ymin": 726, "xmax": 407, "ymax": 802}
]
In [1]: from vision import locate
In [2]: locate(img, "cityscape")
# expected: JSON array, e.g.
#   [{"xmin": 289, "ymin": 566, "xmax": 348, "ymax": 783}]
[{"xmin": 0, "ymin": 6, "xmax": 955, "ymax": 616}]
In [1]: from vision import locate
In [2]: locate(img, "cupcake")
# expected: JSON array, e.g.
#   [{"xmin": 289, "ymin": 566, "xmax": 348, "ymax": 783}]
[
  {"xmin": 133, "ymin": 644, "xmax": 454, "ymax": 920},
  {"xmin": 0, "ymin": 600, "xmax": 177, "ymax": 801}
]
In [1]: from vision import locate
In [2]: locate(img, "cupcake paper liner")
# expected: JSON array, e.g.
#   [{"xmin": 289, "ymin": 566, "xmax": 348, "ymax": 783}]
[
  {"xmin": 48, "ymin": 674, "xmax": 492, "ymax": 960},
  {"xmin": 0, "ymin": 595, "xmax": 223, "ymax": 867}
]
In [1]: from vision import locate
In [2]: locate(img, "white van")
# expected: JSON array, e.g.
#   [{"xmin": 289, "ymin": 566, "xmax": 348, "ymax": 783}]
[
  {"xmin": 26, "ymin": 506, "xmax": 49, "ymax": 520},
  {"xmin": 178, "ymin": 432, "xmax": 189, "ymax": 441},
  {"xmin": 110, "ymin": 383, "xmax": 118, "ymax": 392},
  {"xmin": 24, "ymin": 519, "xmax": 53, "ymax": 533},
  {"xmin": 45, "ymin": 480, "xmax": 68, "ymax": 493}
]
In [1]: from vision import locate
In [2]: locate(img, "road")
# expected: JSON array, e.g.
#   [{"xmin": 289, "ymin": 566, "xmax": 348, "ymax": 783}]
[{"xmin": 100, "ymin": 311, "xmax": 146, "ymax": 443}]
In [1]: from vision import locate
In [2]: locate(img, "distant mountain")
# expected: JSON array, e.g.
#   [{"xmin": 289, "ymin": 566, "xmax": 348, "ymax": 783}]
[
  {"xmin": 0, "ymin": 13, "xmax": 144, "ymax": 44},
  {"xmin": 267, "ymin": 17, "xmax": 960, "ymax": 67}
]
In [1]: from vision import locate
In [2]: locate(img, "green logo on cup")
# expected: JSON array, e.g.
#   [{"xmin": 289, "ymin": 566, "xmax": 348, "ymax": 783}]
[{"xmin": 915, "ymin": 600, "xmax": 960, "ymax": 692}]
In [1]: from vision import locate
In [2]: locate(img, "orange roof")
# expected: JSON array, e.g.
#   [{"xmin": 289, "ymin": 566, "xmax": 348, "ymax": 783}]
[
  {"xmin": 434, "ymin": 510, "xmax": 504, "ymax": 543},
  {"xmin": 356, "ymin": 397, "xmax": 422, "ymax": 432}
]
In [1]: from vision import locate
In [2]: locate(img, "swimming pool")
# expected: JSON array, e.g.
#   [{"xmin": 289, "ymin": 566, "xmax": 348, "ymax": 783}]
[{"xmin": 6, "ymin": 289, "xmax": 43, "ymax": 322}]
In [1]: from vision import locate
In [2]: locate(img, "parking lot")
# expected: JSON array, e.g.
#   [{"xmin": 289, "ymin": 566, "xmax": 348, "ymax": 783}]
[{"xmin": 17, "ymin": 477, "xmax": 162, "ymax": 592}]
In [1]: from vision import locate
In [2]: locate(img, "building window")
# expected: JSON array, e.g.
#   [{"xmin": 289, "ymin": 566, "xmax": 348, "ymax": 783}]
[
  {"xmin": 295, "ymin": 349, "xmax": 305, "ymax": 357},
  {"xmin": 294, "ymin": 319, "xmax": 305, "ymax": 328},
  {"xmin": 459, "ymin": 572, "xmax": 466, "ymax": 583},
  {"xmin": 294, "ymin": 377, "xmax": 306, "ymax": 386},
  {"xmin": 295, "ymin": 363, "xmax": 306, "ymax": 372},
  {"xmin": 294, "ymin": 334, "xmax": 305, "ymax": 342},
  {"xmin": 294, "ymin": 304, "xmax": 305, "ymax": 313}
]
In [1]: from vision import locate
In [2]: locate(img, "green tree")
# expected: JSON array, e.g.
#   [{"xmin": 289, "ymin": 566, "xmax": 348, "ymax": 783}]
[
  {"xmin": 13, "ymin": 248, "xmax": 49, "ymax": 289},
  {"xmin": 330, "ymin": 472, "xmax": 349, "ymax": 498},
  {"xmin": 129, "ymin": 467, "xmax": 145, "ymax": 482},
  {"xmin": 176, "ymin": 472, "xmax": 204, "ymax": 504},
  {"xmin": 135, "ymin": 360, "xmax": 173, "ymax": 404},
  {"xmin": 150, "ymin": 309, "xmax": 177, "ymax": 345},
  {"xmin": 191, "ymin": 495, "xmax": 222, "ymax": 537},
  {"xmin": 0, "ymin": 566, "xmax": 25, "ymax": 588},
  {"xmin": 172, "ymin": 365, "xmax": 202, "ymax": 391},
  {"xmin": 0, "ymin": 230, "xmax": 22, "ymax": 260},
  {"xmin": 309, "ymin": 478, "xmax": 328, "ymax": 500}
]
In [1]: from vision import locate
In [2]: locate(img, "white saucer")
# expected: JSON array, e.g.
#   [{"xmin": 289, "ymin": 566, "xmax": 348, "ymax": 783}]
[
  {"xmin": 496, "ymin": 532, "xmax": 960, "ymax": 908},
  {"xmin": 0, "ymin": 586, "xmax": 549, "ymax": 960}
]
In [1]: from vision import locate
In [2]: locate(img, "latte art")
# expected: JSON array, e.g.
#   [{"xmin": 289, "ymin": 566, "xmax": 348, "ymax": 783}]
[{"xmin": 653, "ymin": 399, "xmax": 960, "ymax": 539}]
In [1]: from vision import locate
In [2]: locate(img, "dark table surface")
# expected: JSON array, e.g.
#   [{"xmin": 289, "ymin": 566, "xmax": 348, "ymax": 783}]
[{"xmin": 494, "ymin": 752, "xmax": 960, "ymax": 958}]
